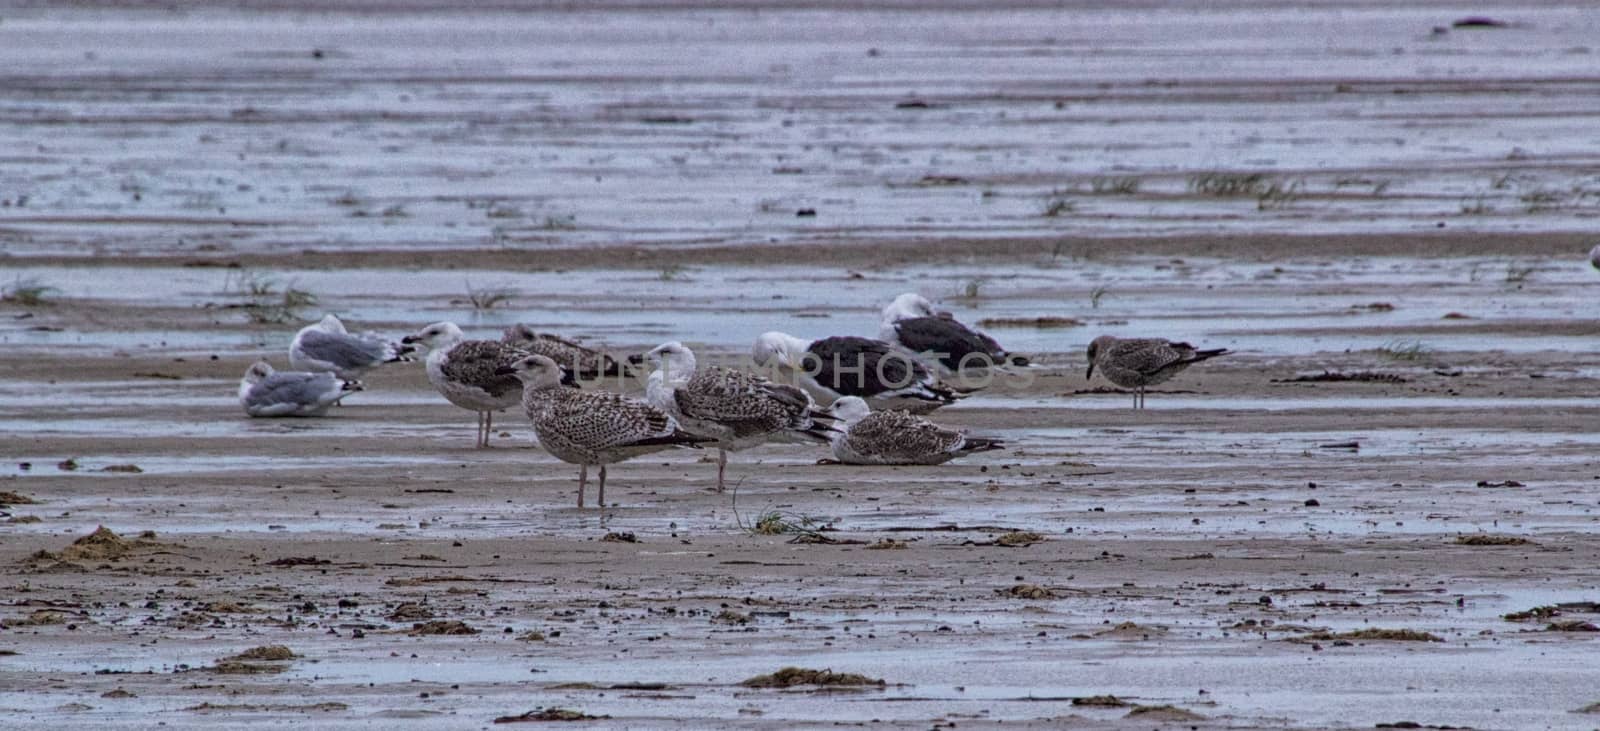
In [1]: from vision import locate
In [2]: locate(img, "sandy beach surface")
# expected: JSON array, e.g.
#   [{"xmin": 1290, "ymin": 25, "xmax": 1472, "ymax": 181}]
[{"xmin": 3, "ymin": 2, "xmax": 1600, "ymax": 729}]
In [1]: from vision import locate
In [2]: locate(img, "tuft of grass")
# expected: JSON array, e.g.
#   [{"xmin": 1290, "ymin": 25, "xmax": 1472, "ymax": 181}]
[
  {"xmin": 541, "ymin": 214, "xmax": 578, "ymax": 230},
  {"xmin": 1503, "ymin": 263, "xmax": 1535, "ymax": 284},
  {"xmin": 1375, "ymin": 339, "xmax": 1429, "ymax": 361},
  {"xmin": 1089, "ymin": 285, "xmax": 1109, "ymax": 310},
  {"xmin": 227, "ymin": 271, "xmax": 317, "ymax": 324},
  {"xmin": 1041, "ymin": 198, "xmax": 1076, "ymax": 217},
  {"xmin": 463, "ymin": 280, "xmax": 514, "ymax": 311},
  {"xmin": 1189, "ymin": 171, "xmax": 1270, "ymax": 197},
  {"xmin": 1089, "ymin": 176, "xmax": 1141, "ymax": 195},
  {"xmin": 2, "ymin": 277, "xmax": 58, "ymax": 306},
  {"xmin": 747, "ymin": 509, "xmax": 828, "ymax": 536},
  {"xmin": 1519, "ymin": 188, "xmax": 1568, "ymax": 213},
  {"xmin": 1256, "ymin": 179, "xmax": 1305, "ymax": 210},
  {"xmin": 657, "ymin": 263, "xmax": 687, "ymax": 282}
]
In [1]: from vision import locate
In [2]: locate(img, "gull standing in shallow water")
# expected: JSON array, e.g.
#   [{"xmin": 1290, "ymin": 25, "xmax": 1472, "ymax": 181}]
[
  {"xmin": 501, "ymin": 324, "xmax": 628, "ymax": 381},
  {"xmin": 644, "ymin": 341, "xmax": 837, "ymax": 492},
  {"xmin": 402, "ymin": 321, "xmax": 530, "ymax": 448},
  {"xmin": 1085, "ymin": 335, "xmax": 1229, "ymax": 409},
  {"xmin": 238, "ymin": 361, "xmax": 362, "ymax": 417},
  {"xmin": 289, "ymin": 314, "xmax": 415, "ymax": 380},
  {"xmin": 750, "ymin": 331, "xmax": 966, "ymax": 414},
  {"xmin": 824, "ymin": 397, "xmax": 1003, "ymax": 465},
  {"xmin": 498, "ymin": 354, "xmax": 714, "ymax": 508},
  {"xmin": 879, "ymin": 293, "xmax": 1028, "ymax": 373}
]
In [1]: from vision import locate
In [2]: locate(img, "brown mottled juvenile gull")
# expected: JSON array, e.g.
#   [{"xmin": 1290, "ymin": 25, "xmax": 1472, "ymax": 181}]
[
  {"xmin": 497, "ymin": 354, "xmax": 714, "ymax": 508},
  {"xmin": 824, "ymin": 397, "xmax": 1003, "ymax": 465},
  {"xmin": 879, "ymin": 293, "xmax": 1028, "ymax": 372},
  {"xmin": 238, "ymin": 361, "xmax": 362, "ymax": 417},
  {"xmin": 644, "ymin": 341, "xmax": 836, "ymax": 491},
  {"xmin": 501, "ymin": 324, "xmax": 628, "ymax": 381},
  {"xmin": 289, "ymin": 314, "xmax": 414, "ymax": 380},
  {"xmin": 1085, "ymin": 335, "xmax": 1228, "ymax": 409},
  {"xmin": 750, "ymin": 331, "xmax": 966, "ymax": 414},
  {"xmin": 402, "ymin": 321, "xmax": 530, "ymax": 448}
]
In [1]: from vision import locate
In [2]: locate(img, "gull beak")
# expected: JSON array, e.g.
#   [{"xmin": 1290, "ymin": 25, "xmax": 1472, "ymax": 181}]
[
  {"xmin": 400, "ymin": 335, "xmax": 420, "ymax": 345},
  {"xmin": 493, "ymin": 365, "xmax": 517, "ymax": 376}
]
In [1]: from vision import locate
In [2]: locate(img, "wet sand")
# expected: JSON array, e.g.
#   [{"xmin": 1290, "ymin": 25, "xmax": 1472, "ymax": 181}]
[{"xmin": 5, "ymin": 2, "xmax": 1600, "ymax": 730}]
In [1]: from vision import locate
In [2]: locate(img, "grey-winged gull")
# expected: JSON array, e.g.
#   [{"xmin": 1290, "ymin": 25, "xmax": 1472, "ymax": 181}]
[
  {"xmin": 238, "ymin": 361, "xmax": 362, "ymax": 417},
  {"xmin": 497, "ymin": 354, "xmax": 714, "ymax": 508},
  {"xmin": 751, "ymin": 331, "xmax": 966, "ymax": 414},
  {"xmin": 824, "ymin": 396, "xmax": 1003, "ymax": 465},
  {"xmin": 644, "ymin": 341, "xmax": 836, "ymax": 491},
  {"xmin": 1086, "ymin": 335, "xmax": 1228, "ymax": 409},
  {"xmin": 289, "ymin": 314, "xmax": 415, "ymax": 380},
  {"xmin": 502, "ymin": 324, "xmax": 628, "ymax": 381},
  {"xmin": 879, "ymin": 293, "xmax": 1028, "ymax": 372},
  {"xmin": 402, "ymin": 321, "xmax": 532, "ymax": 448}
]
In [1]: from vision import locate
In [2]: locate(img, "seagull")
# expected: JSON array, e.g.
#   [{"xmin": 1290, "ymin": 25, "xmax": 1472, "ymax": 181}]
[
  {"xmin": 751, "ymin": 331, "xmax": 966, "ymax": 414},
  {"xmin": 289, "ymin": 314, "xmax": 415, "ymax": 380},
  {"xmin": 879, "ymin": 293, "xmax": 1028, "ymax": 372},
  {"xmin": 501, "ymin": 324, "xmax": 628, "ymax": 381},
  {"xmin": 824, "ymin": 397, "xmax": 1003, "ymax": 465},
  {"xmin": 238, "ymin": 361, "xmax": 362, "ymax": 417},
  {"xmin": 643, "ymin": 341, "xmax": 836, "ymax": 491},
  {"xmin": 1085, "ymin": 335, "xmax": 1228, "ymax": 409},
  {"xmin": 498, "ymin": 354, "xmax": 715, "ymax": 508},
  {"xmin": 402, "ymin": 321, "xmax": 532, "ymax": 448}
]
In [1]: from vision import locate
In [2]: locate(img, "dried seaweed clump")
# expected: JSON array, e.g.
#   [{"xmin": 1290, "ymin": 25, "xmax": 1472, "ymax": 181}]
[
  {"xmin": 994, "ymin": 531, "xmax": 1045, "ymax": 547},
  {"xmin": 998, "ymin": 583, "xmax": 1056, "ymax": 599},
  {"xmin": 1295, "ymin": 628, "xmax": 1443, "ymax": 643},
  {"xmin": 1455, "ymin": 535, "xmax": 1530, "ymax": 546},
  {"xmin": 740, "ymin": 667, "xmax": 886, "ymax": 688}
]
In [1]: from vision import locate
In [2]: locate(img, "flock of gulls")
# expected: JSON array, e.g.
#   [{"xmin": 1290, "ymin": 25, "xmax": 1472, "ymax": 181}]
[{"xmin": 238, "ymin": 293, "xmax": 1228, "ymax": 507}]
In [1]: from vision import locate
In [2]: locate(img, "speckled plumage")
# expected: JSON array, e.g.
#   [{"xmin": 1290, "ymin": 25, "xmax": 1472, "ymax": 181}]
[
  {"xmin": 238, "ymin": 361, "xmax": 361, "ymax": 417},
  {"xmin": 645, "ymin": 342, "xmax": 835, "ymax": 491},
  {"xmin": 501, "ymin": 324, "xmax": 625, "ymax": 379},
  {"xmin": 505, "ymin": 354, "xmax": 711, "ymax": 507},
  {"xmin": 1086, "ymin": 335, "xmax": 1228, "ymax": 409},
  {"xmin": 404, "ymin": 321, "xmax": 530, "ymax": 447},
  {"xmin": 827, "ymin": 397, "xmax": 1002, "ymax": 465}
]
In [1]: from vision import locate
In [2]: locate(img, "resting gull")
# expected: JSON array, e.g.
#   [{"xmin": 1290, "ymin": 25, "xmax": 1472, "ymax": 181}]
[
  {"xmin": 498, "ymin": 354, "xmax": 714, "ymax": 508},
  {"xmin": 289, "ymin": 314, "xmax": 415, "ymax": 380},
  {"xmin": 825, "ymin": 396, "xmax": 1003, "ymax": 465},
  {"xmin": 238, "ymin": 361, "xmax": 362, "ymax": 417},
  {"xmin": 502, "ymin": 324, "xmax": 628, "ymax": 381},
  {"xmin": 644, "ymin": 341, "xmax": 836, "ymax": 491},
  {"xmin": 1085, "ymin": 335, "xmax": 1228, "ymax": 409},
  {"xmin": 751, "ymin": 331, "xmax": 965, "ymax": 414},
  {"xmin": 402, "ymin": 321, "xmax": 532, "ymax": 448},
  {"xmin": 879, "ymin": 293, "xmax": 1028, "ymax": 372}
]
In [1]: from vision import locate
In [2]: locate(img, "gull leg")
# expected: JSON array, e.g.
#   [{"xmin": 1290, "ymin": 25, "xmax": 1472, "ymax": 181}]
[
  {"xmin": 716, "ymin": 449, "xmax": 728, "ymax": 493},
  {"xmin": 475, "ymin": 411, "xmax": 486, "ymax": 447},
  {"xmin": 484, "ymin": 411, "xmax": 494, "ymax": 447},
  {"xmin": 578, "ymin": 464, "xmax": 587, "ymax": 508},
  {"xmin": 598, "ymin": 465, "xmax": 607, "ymax": 508}
]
